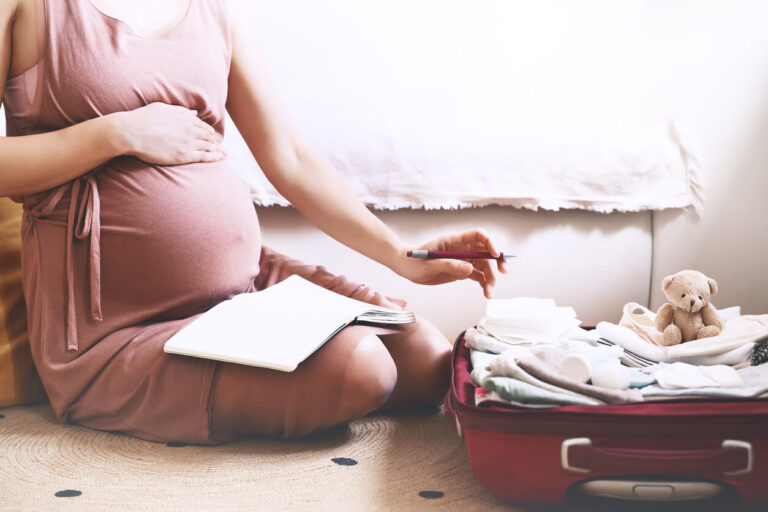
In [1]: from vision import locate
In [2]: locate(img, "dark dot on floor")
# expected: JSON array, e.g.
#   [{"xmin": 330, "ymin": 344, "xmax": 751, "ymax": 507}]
[
  {"xmin": 55, "ymin": 490, "xmax": 82, "ymax": 498},
  {"xmin": 331, "ymin": 457, "xmax": 358, "ymax": 466},
  {"xmin": 419, "ymin": 491, "xmax": 444, "ymax": 499},
  {"xmin": 0, "ymin": 414, "xmax": 5, "ymax": 418},
  {"xmin": 166, "ymin": 442, "xmax": 188, "ymax": 447}
]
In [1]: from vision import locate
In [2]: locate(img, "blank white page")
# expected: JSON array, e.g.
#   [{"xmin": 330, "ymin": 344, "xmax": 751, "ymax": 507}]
[{"xmin": 164, "ymin": 275, "xmax": 412, "ymax": 371}]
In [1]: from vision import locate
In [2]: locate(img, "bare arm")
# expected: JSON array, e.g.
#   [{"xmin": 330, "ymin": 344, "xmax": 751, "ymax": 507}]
[
  {"xmin": 0, "ymin": 0, "xmax": 125, "ymax": 196},
  {"xmin": 0, "ymin": 107, "xmax": 223, "ymax": 197},
  {"xmin": 0, "ymin": 0, "xmax": 224, "ymax": 197},
  {"xmin": 224, "ymin": 10, "xmax": 405, "ymax": 273},
  {"xmin": 225, "ymin": 3, "xmax": 506, "ymax": 296},
  {"xmin": 0, "ymin": 120, "xmax": 131, "ymax": 197}
]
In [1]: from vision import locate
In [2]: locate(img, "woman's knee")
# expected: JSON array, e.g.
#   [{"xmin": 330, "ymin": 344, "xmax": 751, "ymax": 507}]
[
  {"xmin": 384, "ymin": 317, "xmax": 453, "ymax": 407},
  {"xmin": 415, "ymin": 329, "xmax": 453, "ymax": 405},
  {"xmin": 339, "ymin": 334, "xmax": 398, "ymax": 418}
]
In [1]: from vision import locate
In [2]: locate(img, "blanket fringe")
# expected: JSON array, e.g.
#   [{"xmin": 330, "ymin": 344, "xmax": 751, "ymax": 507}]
[{"xmin": 669, "ymin": 123, "xmax": 705, "ymax": 217}]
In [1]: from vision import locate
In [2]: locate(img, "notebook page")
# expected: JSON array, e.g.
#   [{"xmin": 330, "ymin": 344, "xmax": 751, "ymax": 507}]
[{"xmin": 164, "ymin": 275, "xmax": 411, "ymax": 371}]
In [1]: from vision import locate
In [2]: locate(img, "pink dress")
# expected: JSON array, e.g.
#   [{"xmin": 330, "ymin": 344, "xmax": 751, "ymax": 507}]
[{"xmin": 3, "ymin": 0, "xmax": 396, "ymax": 444}]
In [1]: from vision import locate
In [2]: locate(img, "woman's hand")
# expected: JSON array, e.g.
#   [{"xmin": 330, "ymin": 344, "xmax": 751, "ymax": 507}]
[
  {"xmin": 111, "ymin": 102, "xmax": 226, "ymax": 165},
  {"xmin": 392, "ymin": 228, "xmax": 508, "ymax": 299}
]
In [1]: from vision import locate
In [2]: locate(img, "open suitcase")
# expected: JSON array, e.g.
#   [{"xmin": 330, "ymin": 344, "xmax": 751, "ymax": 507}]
[{"xmin": 443, "ymin": 331, "xmax": 768, "ymax": 508}]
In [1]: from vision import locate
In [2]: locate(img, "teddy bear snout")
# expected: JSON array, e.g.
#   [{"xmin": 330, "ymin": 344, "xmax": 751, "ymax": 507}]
[{"xmin": 689, "ymin": 298, "xmax": 705, "ymax": 313}]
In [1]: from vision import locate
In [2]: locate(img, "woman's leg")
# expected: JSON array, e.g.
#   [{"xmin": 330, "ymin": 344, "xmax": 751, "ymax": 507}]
[
  {"xmin": 209, "ymin": 325, "xmax": 397, "ymax": 440},
  {"xmin": 377, "ymin": 315, "xmax": 453, "ymax": 411},
  {"xmin": 210, "ymin": 246, "xmax": 454, "ymax": 439},
  {"xmin": 253, "ymin": 246, "xmax": 454, "ymax": 411}
]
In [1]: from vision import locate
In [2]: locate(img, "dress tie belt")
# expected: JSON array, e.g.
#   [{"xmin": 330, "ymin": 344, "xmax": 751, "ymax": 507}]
[{"xmin": 27, "ymin": 174, "xmax": 102, "ymax": 352}]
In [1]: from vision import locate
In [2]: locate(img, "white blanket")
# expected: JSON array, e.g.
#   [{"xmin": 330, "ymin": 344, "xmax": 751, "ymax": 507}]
[
  {"xmin": 224, "ymin": 0, "xmax": 703, "ymax": 213},
  {"xmin": 596, "ymin": 314, "xmax": 768, "ymax": 366}
]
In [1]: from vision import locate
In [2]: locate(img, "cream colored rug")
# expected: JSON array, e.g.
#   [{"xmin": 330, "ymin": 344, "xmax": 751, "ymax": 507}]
[{"xmin": 0, "ymin": 404, "xmax": 533, "ymax": 512}]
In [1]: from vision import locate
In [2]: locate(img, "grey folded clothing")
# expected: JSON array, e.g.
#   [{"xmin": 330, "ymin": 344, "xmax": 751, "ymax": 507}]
[
  {"xmin": 514, "ymin": 353, "xmax": 644, "ymax": 404},
  {"xmin": 487, "ymin": 350, "xmax": 643, "ymax": 404},
  {"xmin": 482, "ymin": 377, "xmax": 601, "ymax": 406}
]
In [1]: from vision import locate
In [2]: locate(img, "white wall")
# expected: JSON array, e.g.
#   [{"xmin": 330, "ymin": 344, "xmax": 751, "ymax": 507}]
[
  {"xmin": 4, "ymin": 2, "xmax": 768, "ymax": 338},
  {"xmin": 647, "ymin": 1, "xmax": 768, "ymax": 314},
  {"xmin": 257, "ymin": 0, "xmax": 768, "ymax": 336},
  {"xmin": 257, "ymin": 206, "xmax": 651, "ymax": 338}
]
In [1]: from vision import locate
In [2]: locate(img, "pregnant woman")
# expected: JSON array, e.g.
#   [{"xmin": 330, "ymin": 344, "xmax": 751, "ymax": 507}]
[{"xmin": 0, "ymin": 0, "xmax": 506, "ymax": 444}]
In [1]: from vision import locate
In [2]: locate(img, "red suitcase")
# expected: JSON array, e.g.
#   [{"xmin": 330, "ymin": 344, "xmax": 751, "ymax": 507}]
[{"xmin": 443, "ymin": 331, "xmax": 768, "ymax": 508}]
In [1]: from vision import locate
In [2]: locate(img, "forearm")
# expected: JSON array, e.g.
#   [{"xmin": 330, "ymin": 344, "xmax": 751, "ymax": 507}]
[
  {"xmin": 0, "ymin": 113, "xmax": 127, "ymax": 197},
  {"xmin": 269, "ymin": 149, "xmax": 409, "ymax": 273}
]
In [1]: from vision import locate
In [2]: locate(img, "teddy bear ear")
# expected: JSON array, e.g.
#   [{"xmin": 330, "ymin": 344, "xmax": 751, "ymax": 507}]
[
  {"xmin": 662, "ymin": 275, "xmax": 675, "ymax": 291},
  {"xmin": 708, "ymin": 278, "xmax": 719, "ymax": 295}
]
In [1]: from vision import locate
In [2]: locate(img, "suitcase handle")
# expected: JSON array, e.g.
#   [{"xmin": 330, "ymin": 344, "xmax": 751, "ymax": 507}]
[{"xmin": 562, "ymin": 438, "xmax": 753, "ymax": 476}]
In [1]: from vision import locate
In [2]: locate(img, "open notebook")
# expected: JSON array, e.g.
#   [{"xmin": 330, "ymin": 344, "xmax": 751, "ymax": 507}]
[{"xmin": 164, "ymin": 275, "xmax": 415, "ymax": 372}]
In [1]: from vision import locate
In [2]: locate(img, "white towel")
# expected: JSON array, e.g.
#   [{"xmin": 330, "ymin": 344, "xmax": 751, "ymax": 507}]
[
  {"xmin": 596, "ymin": 321, "xmax": 761, "ymax": 366},
  {"xmin": 652, "ymin": 362, "xmax": 743, "ymax": 389},
  {"xmin": 642, "ymin": 365, "xmax": 768, "ymax": 398},
  {"xmin": 223, "ymin": 1, "xmax": 703, "ymax": 213},
  {"xmin": 478, "ymin": 297, "xmax": 582, "ymax": 342}
]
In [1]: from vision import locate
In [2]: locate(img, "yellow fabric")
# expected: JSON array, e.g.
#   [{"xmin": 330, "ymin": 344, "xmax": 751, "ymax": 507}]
[{"xmin": 0, "ymin": 197, "xmax": 47, "ymax": 407}]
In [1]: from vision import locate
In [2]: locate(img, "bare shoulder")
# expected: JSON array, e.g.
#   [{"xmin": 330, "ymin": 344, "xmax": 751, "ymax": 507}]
[
  {"xmin": 0, "ymin": 0, "xmax": 21, "ymax": 24},
  {"xmin": 1, "ymin": 0, "xmax": 21, "ymax": 96},
  {"xmin": 1, "ymin": 0, "xmax": 22, "ymax": 14},
  {"xmin": 5, "ymin": 0, "xmax": 44, "ymax": 78},
  {"xmin": 223, "ymin": 0, "xmax": 250, "ymax": 32}
]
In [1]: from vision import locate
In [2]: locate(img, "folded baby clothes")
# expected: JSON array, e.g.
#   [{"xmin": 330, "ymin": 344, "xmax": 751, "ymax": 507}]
[
  {"xmin": 470, "ymin": 349, "xmax": 497, "ymax": 374},
  {"xmin": 666, "ymin": 315, "xmax": 768, "ymax": 358},
  {"xmin": 651, "ymin": 362, "xmax": 743, "ymax": 389},
  {"xmin": 482, "ymin": 376, "xmax": 601, "ymax": 406},
  {"xmin": 465, "ymin": 327, "xmax": 518, "ymax": 354},
  {"xmin": 470, "ymin": 349, "xmax": 497, "ymax": 385},
  {"xmin": 642, "ymin": 364, "xmax": 768, "ymax": 399},
  {"xmin": 596, "ymin": 316, "xmax": 764, "ymax": 366},
  {"xmin": 474, "ymin": 386, "xmax": 565, "ymax": 408},
  {"xmin": 514, "ymin": 353, "xmax": 643, "ymax": 404},
  {"xmin": 620, "ymin": 302, "xmax": 665, "ymax": 346},
  {"xmin": 465, "ymin": 326, "xmax": 599, "ymax": 355},
  {"xmin": 597, "ymin": 321, "xmax": 667, "ymax": 362},
  {"xmin": 485, "ymin": 348, "xmax": 602, "ymax": 402},
  {"xmin": 487, "ymin": 350, "xmax": 643, "ymax": 404},
  {"xmin": 477, "ymin": 297, "xmax": 582, "ymax": 343},
  {"xmin": 532, "ymin": 344, "xmax": 623, "ymax": 383}
]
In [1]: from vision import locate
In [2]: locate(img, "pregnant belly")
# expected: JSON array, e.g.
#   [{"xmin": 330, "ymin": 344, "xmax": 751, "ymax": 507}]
[{"xmin": 96, "ymin": 157, "xmax": 262, "ymax": 317}]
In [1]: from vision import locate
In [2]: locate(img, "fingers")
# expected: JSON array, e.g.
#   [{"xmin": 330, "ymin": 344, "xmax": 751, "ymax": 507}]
[
  {"xmin": 193, "ymin": 117, "xmax": 217, "ymax": 138},
  {"xmin": 476, "ymin": 258, "xmax": 496, "ymax": 288},
  {"xmin": 468, "ymin": 259, "xmax": 495, "ymax": 298},
  {"xmin": 428, "ymin": 259, "xmax": 473, "ymax": 280},
  {"xmin": 459, "ymin": 227, "xmax": 499, "ymax": 257},
  {"xmin": 190, "ymin": 117, "xmax": 223, "ymax": 162},
  {"xmin": 415, "ymin": 228, "xmax": 506, "ymax": 297},
  {"xmin": 189, "ymin": 149, "xmax": 226, "ymax": 162},
  {"xmin": 383, "ymin": 296, "xmax": 408, "ymax": 310},
  {"xmin": 195, "ymin": 138, "xmax": 225, "ymax": 154},
  {"xmin": 427, "ymin": 258, "xmax": 496, "ymax": 298},
  {"xmin": 194, "ymin": 125, "xmax": 220, "ymax": 145}
]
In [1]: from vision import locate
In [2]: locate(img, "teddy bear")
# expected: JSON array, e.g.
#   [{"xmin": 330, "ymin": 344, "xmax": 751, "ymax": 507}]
[{"xmin": 655, "ymin": 270, "xmax": 724, "ymax": 346}]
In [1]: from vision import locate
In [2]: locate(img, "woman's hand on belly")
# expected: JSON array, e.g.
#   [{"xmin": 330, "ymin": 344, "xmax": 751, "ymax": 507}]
[{"xmin": 111, "ymin": 102, "xmax": 226, "ymax": 166}]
